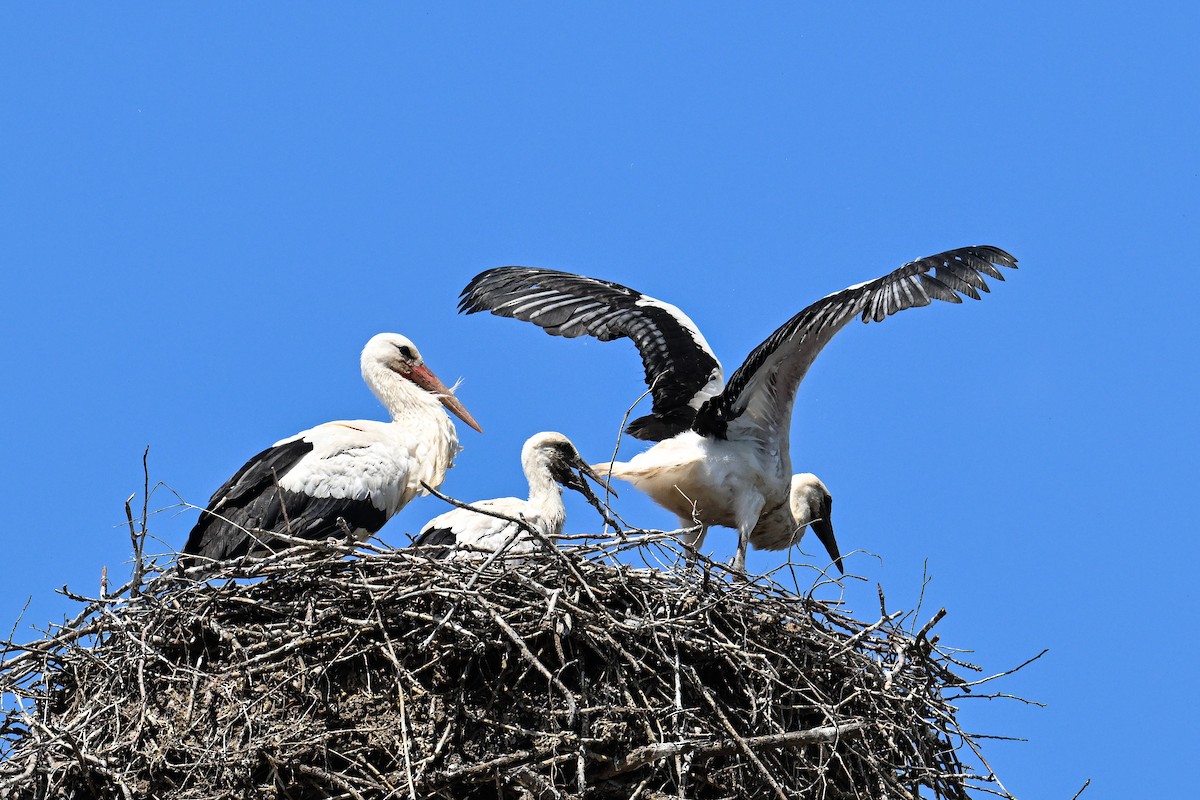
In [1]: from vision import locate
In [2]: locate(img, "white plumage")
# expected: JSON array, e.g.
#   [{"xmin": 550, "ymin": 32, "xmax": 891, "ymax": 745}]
[
  {"xmin": 182, "ymin": 333, "xmax": 482, "ymax": 567},
  {"xmin": 413, "ymin": 432, "xmax": 605, "ymax": 558},
  {"xmin": 460, "ymin": 246, "xmax": 1017, "ymax": 574}
]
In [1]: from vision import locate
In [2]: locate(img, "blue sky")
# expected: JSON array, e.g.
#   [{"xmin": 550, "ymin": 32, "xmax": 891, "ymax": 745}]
[{"xmin": 2, "ymin": 5, "xmax": 1197, "ymax": 796}]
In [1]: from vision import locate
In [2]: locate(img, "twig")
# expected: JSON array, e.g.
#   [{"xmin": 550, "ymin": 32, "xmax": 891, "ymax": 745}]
[
  {"xmin": 960, "ymin": 649, "xmax": 1050, "ymax": 687},
  {"xmin": 595, "ymin": 720, "xmax": 868, "ymax": 779}
]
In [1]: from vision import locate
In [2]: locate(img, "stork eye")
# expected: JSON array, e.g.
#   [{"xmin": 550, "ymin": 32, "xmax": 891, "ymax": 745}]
[{"xmin": 397, "ymin": 345, "xmax": 415, "ymax": 359}]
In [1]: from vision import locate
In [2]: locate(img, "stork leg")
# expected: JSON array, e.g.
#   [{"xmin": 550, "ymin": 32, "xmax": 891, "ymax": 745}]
[
  {"xmin": 732, "ymin": 534, "xmax": 749, "ymax": 577},
  {"xmin": 679, "ymin": 519, "xmax": 708, "ymax": 569},
  {"xmin": 732, "ymin": 493, "xmax": 766, "ymax": 578}
]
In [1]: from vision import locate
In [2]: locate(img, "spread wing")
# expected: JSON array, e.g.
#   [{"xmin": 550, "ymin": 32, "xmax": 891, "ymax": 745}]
[
  {"xmin": 694, "ymin": 246, "xmax": 1018, "ymax": 443},
  {"xmin": 459, "ymin": 267, "xmax": 724, "ymax": 440}
]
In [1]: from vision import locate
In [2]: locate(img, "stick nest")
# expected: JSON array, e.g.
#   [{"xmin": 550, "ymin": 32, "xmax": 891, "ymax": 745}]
[{"xmin": 1, "ymin": 535, "xmax": 1019, "ymax": 799}]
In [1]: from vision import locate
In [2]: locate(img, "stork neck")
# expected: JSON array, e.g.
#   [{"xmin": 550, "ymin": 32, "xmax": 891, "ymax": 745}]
[
  {"xmin": 524, "ymin": 454, "xmax": 565, "ymax": 510},
  {"xmin": 363, "ymin": 361, "xmax": 445, "ymax": 424}
]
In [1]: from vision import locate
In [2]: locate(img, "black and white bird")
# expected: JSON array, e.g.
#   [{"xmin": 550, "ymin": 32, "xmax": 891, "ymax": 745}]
[
  {"xmin": 459, "ymin": 246, "xmax": 1017, "ymax": 574},
  {"xmin": 412, "ymin": 431, "xmax": 609, "ymax": 558},
  {"xmin": 182, "ymin": 333, "xmax": 482, "ymax": 568}
]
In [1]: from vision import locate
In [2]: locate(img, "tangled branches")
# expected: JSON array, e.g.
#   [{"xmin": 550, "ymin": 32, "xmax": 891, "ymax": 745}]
[{"xmin": 0, "ymin": 533, "xmax": 1026, "ymax": 799}]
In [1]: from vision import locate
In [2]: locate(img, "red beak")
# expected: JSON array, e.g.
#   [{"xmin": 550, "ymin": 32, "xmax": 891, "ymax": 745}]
[{"xmin": 408, "ymin": 364, "xmax": 483, "ymax": 433}]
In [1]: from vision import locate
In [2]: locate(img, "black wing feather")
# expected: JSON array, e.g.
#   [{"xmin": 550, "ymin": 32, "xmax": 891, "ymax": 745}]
[
  {"xmin": 203, "ymin": 438, "xmax": 312, "ymax": 507},
  {"xmin": 411, "ymin": 526, "xmax": 457, "ymax": 559},
  {"xmin": 459, "ymin": 267, "xmax": 723, "ymax": 441},
  {"xmin": 695, "ymin": 246, "xmax": 1018, "ymax": 438},
  {"xmin": 182, "ymin": 438, "xmax": 388, "ymax": 567}
]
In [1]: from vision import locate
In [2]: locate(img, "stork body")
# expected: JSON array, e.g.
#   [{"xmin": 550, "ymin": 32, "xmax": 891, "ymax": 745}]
[
  {"xmin": 182, "ymin": 333, "xmax": 481, "ymax": 568},
  {"xmin": 460, "ymin": 246, "xmax": 1017, "ymax": 574},
  {"xmin": 414, "ymin": 432, "xmax": 605, "ymax": 558},
  {"xmin": 599, "ymin": 430, "xmax": 836, "ymax": 569},
  {"xmin": 606, "ymin": 430, "xmax": 781, "ymax": 531}
]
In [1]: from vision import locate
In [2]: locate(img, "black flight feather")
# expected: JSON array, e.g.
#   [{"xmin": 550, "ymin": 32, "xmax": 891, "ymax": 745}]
[
  {"xmin": 693, "ymin": 245, "xmax": 1017, "ymax": 439},
  {"xmin": 459, "ymin": 267, "xmax": 723, "ymax": 441},
  {"xmin": 182, "ymin": 438, "xmax": 388, "ymax": 568}
]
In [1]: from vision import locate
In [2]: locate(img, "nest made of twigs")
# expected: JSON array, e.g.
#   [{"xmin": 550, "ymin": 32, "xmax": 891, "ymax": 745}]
[{"xmin": 0, "ymin": 532, "xmax": 1021, "ymax": 800}]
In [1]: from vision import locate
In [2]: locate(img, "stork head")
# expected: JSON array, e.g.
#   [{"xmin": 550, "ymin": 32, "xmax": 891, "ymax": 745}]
[
  {"xmin": 524, "ymin": 432, "xmax": 616, "ymax": 498},
  {"xmin": 790, "ymin": 473, "xmax": 843, "ymax": 575},
  {"xmin": 362, "ymin": 333, "xmax": 483, "ymax": 433}
]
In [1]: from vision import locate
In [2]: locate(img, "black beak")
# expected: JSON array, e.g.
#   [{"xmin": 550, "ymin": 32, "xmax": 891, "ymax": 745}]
[
  {"xmin": 811, "ymin": 494, "xmax": 842, "ymax": 574},
  {"xmin": 811, "ymin": 517, "xmax": 843, "ymax": 575},
  {"xmin": 557, "ymin": 456, "xmax": 617, "ymax": 500}
]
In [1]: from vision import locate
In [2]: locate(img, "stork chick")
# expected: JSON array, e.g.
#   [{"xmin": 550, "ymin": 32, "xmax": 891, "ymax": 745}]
[{"xmin": 413, "ymin": 431, "xmax": 609, "ymax": 558}]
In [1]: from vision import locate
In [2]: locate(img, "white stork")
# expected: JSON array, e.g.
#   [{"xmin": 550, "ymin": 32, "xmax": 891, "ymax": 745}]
[
  {"xmin": 182, "ymin": 333, "xmax": 482, "ymax": 568},
  {"xmin": 459, "ymin": 246, "xmax": 1017, "ymax": 574},
  {"xmin": 412, "ymin": 431, "xmax": 608, "ymax": 558}
]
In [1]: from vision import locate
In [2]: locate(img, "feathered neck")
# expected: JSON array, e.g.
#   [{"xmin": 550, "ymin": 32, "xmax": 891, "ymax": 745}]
[
  {"xmin": 362, "ymin": 359, "xmax": 447, "ymax": 424},
  {"xmin": 522, "ymin": 445, "xmax": 564, "ymax": 507}
]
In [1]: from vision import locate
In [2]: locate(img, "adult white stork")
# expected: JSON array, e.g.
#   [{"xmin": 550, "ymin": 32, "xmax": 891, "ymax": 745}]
[
  {"xmin": 412, "ymin": 431, "xmax": 609, "ymax": 558},
  {"xmin": 182, "ymin": 333, "xmax": 482, "ymax": 568},
  {"xmin": 459, "ymin": 245, "xmax": 1017, "ymax": 574}
]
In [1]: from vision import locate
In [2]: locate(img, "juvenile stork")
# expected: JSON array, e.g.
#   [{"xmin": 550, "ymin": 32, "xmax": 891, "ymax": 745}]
[
  {"xmin": 413, "ymin": 432, "xmax": 608, "ymax": 558},
  {"xmin": 182, "ymin": 333, "xmax": 482, "ymax": 568},
  {"xmin": 459, "ymin": 246, "xmax": 1017, "ymax": 574}
]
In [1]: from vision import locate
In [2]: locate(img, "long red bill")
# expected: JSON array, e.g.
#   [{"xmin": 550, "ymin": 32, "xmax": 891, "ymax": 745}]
[{"xmin": 408, "ymin": 364, "xmax": 483, "ymax": 433}]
